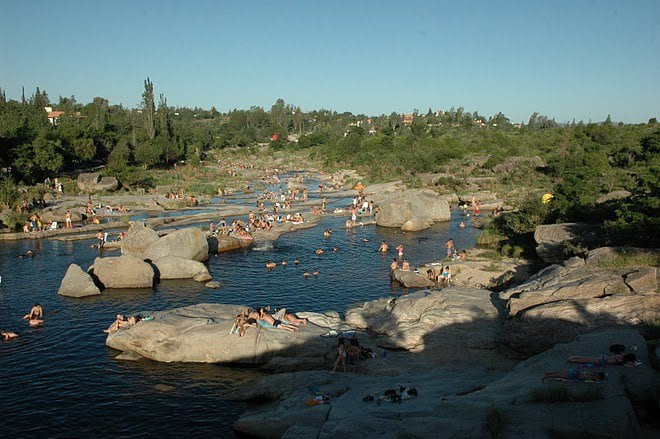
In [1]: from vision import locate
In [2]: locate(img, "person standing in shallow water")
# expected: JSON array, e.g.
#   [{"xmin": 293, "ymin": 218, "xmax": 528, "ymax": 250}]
[
  {"xmin": 445, "ymin": 239, "xmax": 454, "ymax": 259},
  {"xmin": 390, "ymin": 258, "xmax": 399, "ymax": 281}
]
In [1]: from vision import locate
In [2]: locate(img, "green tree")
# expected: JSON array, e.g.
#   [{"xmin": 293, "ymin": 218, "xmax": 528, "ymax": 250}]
[{"xmin": 142, "ymin": 78, "xmax": 156, "ymax": 140}]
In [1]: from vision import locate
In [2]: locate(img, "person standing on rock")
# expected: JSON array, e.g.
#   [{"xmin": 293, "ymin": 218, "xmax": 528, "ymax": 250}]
[
  {"xmin": 331, "ymin": 338, "xmax": 347, "ymax": 373},
  {"xmin": 444, "ymin": 239, "xmax": 454, "ymax": 259},
  {"xmin": 65, "ymin": 210, "xmax": 72, "ymax": 229}
]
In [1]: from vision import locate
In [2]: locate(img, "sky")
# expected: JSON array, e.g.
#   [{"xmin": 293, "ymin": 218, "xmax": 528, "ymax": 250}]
[{"xmin": 1, "ymin": 0, "xmax": 658, "ymax": 123}]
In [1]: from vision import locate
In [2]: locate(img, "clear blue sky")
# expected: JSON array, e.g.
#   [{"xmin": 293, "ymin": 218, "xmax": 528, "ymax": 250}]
[{"xmin": 1, "ymin": 0, "xmax": 658, "ymax": 123}]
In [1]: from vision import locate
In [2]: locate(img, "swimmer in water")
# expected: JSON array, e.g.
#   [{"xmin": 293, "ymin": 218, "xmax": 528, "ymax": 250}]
[
  {"xmin": 23, "ymin": 303, "xmax": 44, "ymax": 326},
  {"xmin": 266, "ymin": 260, "xmax": 277, "ymax": 269},
  {"xmin": 303, "ymin": 270, "xmax": 310, "ymax": 278},
  {"xmin": 293, "ymin": 258, "xmax": 299, "ymax": 265},
  {"xmin": 377, "ymin": 241, "xmax": 389, "ymax": 253},
  {"xmin": 281, "ymin": 260, "xmax": 287, "ymax": 267},
  {"xmin": 2, "ymin": 330, "xmax": 18, "ymax": 340},
  {"xmin": 315, "ymin": 249, "xmax": 324, "ymax": 255},
  {"xmin": 313, "ymin": 268, "xmax": 319, "ymax": 276}
]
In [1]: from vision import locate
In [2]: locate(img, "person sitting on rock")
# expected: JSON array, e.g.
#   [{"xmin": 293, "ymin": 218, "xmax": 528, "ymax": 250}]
[
  {"xmin": 346, "ymin": 339, "xmax": 360, "ymax": 373},
  {"xmin": 104, "ymin": 314, "xmax": 143, "ymax": 333},
  {"xmin": 23, "ymin": 304, "xmax": 44, "ymax": 326},
  {"xmin": 567, "ymin": 353, "xmax": 637, "ymax": 366}
]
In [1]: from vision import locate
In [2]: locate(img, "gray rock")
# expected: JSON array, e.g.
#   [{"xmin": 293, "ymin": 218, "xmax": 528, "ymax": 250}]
[
  {"xmin": 585, "ymin": 247, "xmax": 660, "ymax": 266},
  {"xmin": 534, "ymin": 223, "xmax": 603, "ymax": 263},
  {"xmin": 208, "ymin": 235, "xmax": 247, "ymax": 253},
  {"xmin": 595, "ymin": 190, "xmax": 632, "ymax": 204},
  {"xmin": 142, "ymin": 227, "xmax": 209, "ymax": 262},
  {"xmin": 77, "ymin": 172, "xmax": 119, "ymax": 193},
  {"xmin": 58, "ymin": 263, "xmax": 101, "ymax": 297},
  {"xmin": 205, "ymin": 281, "xmax": 221, "ymax": 289},
  {"xmin": 121, "ymin": 222, "xmax": 159, "ymax": 257},
  {"xmin": 346, "ymin": 288, "xmax": 498, "ymax": 351},
  {"xmin": 375, "ymin": 189, "xmax": 450, "ymax": 230},
  {"xmin": 92, "ymin": 255, "xmax": 154, "ymax": 289},
  {"xmin": 105, "ymin": 303, "xmax": 342, "ymax": 370},
  {"xmin": 193, "ymin": 272, "xmax": 212, "ymax": 282},
  {"xmin": 152, "ymin": 256, "xmax": 210, "ymax": 280},
  {"xmin": 392, "ymin": 269, "xmax": 435, "ymax": 288}
]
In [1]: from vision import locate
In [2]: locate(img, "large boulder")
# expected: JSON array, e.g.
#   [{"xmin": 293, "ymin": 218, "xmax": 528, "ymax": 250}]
[
  {"xmin": 152, "ymin": 256, "xmax": 210, "ymax": 280},
  {"xmin": 58, "ymin": 263, "xmax": 101, "ymax": 297},
  {"xmin": 121, "ymin": 222, "xmax": 159, "ymax": 257},
  {"xmin": 92, "ymin": 255, "xmax": 154, "ymax": 289},
  {"xmin": 345, "ymin": 288, "xmax": 498, "ymax": 351},
  {"xmin": 208, "ymin": 235, "xmax": 245, "ymax": 253},
  {"xmin": 142, "ymin": 227, "xmax": 209, "ymax": 262},
  {"xmin": 534, "ymin": 223, "xmax": 603, "ymax": 263},
  {"xmin": 77, "ymin": 172, "xmax": 119, "ymax": 193},
  {"xmin": 374, "ymin": 189, "xmax": 450, "ymax": 230},
  {"xmin": 105, "ymin": 304, "xmax": 348, "ymax": 371}
]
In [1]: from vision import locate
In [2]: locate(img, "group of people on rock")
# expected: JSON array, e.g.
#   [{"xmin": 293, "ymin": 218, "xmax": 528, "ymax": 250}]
[{"xmin": 231, "ymin": 306, "xmax": 308, "ymax": 337}]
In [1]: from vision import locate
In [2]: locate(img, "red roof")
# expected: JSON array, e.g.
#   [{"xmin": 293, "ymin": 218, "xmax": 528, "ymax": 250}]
[{"xmin": 47, "ymin": 111, "xmax": 64, "ymax": 118}]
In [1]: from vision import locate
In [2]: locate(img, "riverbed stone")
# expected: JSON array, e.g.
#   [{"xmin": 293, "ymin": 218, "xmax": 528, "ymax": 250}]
[
  {"xmin": 77, "ymin": 172, "xmax": 119, "ymax": 193},
  {"xmin": 391, "ymin": 269, "xmax": 435, "ymax": 288},
  {"xmin": 152, "ymin": 256, "xmax": 210, "ymax": 280},
  {"xmin": 58, "ymin": 263, "xmax": 101, "ymax": 297},
  {"xmin": 92, "ymin": 255, "xmax": 154, "ymax": 289}
]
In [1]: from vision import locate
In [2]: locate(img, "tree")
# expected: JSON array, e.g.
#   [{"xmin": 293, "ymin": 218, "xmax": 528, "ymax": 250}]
[
  {"xmin": 142, "ymin": 78, "xmax": 156, "ymax": 140},
  {"xmin": 134, "ymin": 139, "xmax": 161, "ymax": 169}
]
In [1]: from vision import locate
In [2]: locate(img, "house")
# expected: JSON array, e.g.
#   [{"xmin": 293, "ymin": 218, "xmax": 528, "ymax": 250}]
[
  {"xmin": 44, "ymin": 106, "xmax": 64, "ymax": 125},
  {"xmin": 402, "ymin": 114, "xmax": 414, "ymax": 126}
]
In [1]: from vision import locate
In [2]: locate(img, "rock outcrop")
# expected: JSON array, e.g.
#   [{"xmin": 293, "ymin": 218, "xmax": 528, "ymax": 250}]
[
  {"xmin": 77, "ymin": 172, "xmax": 119, "ymax": 193},
  {"xmin": 58, "ymin": 263, "xmax": 101, "ymax": 297},
  {"xmin": 230, "ymin": 329, "xmax": 653, "ymax": 439},
  {"xmin": 105, "ymin": 303, "xmax": 356, "ymax": 371},
  {"xmin": 345, "ymin": 288, "xmax": 498, "ymax": 352},
  {"xmin": 92, "ymin": 255, "xmax": 154, "ymax": 289},
  {"xmin": 500, "ymin": 255, "xmax": 659, "ymax": 357},
  {"xmin": 374, "ymin": 189, "xmax": 450, "ymax": 231},
  {"xmin": 208, "ymin": 235, "xmax": 246, "ymax": 253},
  {"xmin": 534, "ymin": 222, "xmax": 603, "ymax": 263}
]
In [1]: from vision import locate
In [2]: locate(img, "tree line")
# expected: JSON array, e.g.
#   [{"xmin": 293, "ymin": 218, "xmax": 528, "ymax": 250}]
[{"xmin": 0, "ymin": 79, "xmax": 657, "ymax": 247}]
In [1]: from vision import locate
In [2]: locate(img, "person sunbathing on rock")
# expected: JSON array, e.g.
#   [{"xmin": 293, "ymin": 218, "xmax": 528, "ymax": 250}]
[
  {"xmin": 269, "ymin": 307, "xmax": 308, "ymax": 326},
  {"xmin": 257, "ymin": 308, "xmax": 297, "ymax": 333},
  {"xmin": 104, "ymin": 314, "xmax": 144, "ymax": 333},
  {"xmin": 543, "ymin": 370, "xmax": 607, "ymax": 382},
  {"xmin": 567, "ymin": 353, "xmax": 637, "ymax": 366}
]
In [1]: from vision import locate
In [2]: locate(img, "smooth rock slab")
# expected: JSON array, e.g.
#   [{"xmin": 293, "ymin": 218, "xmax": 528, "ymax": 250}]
[
  {"xmin": 106, "ymin": 303, "xmax": 340, "ymax": 370},
  {"xmin": 58, "ymin": 263, "xmax": 101, "ymax": 297},
  {"xmin": 152, "ymin": 256, "xmax": 210, "ymax": 280}
]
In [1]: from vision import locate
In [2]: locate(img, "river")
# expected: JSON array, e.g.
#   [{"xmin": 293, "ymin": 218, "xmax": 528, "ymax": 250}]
[{"xmin": 0, "ymin": 187, "xmax": 478, "ymax": 437}]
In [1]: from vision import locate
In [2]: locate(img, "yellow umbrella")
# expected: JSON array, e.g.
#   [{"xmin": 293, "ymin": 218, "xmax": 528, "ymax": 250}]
[
  {"xmin": 542, "ymin": 193, "xmax": 554, "ymax": 204},
  {"xmin": 354, "ymin": 182, "xmax": 365, "ymax": 191}
]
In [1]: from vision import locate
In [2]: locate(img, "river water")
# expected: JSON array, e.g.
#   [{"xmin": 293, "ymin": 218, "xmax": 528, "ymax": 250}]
[{"xmin": 0, "ymin": 188, "xmax": 478, "ymax": 437}]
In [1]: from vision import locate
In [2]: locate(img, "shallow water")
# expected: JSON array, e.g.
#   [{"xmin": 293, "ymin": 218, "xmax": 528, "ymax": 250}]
[{"xmin": 0, "ymin": 197, "xmax": 478, "ymax": 437}]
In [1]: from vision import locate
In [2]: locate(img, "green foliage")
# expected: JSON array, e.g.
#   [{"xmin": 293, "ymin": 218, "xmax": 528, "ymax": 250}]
[{"xmin": 0, "ymin": 174, "xmax": 18, "ymax": 208}]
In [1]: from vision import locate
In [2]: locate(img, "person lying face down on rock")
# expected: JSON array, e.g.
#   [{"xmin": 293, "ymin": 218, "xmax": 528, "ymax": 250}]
[
  {"xmin": 567, "ymin": 353, "xmax": 638, "ymax": 366},
  {"xmin": 543, "ymin": 370, "xmax": 607, "ymax": 382},
  {"xmin": 257, "ymin": 308, "xmax": 297, "ymax": 333}
]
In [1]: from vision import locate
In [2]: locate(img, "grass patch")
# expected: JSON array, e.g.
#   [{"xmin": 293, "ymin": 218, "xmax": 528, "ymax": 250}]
[
  {"xmin": 595, "ymin": 253, "xmax": 660, "ymax": 269},
  {"xmin": 529, "ymin": 385, "xmax": 604, "ymax": 403},
  {"xmin": 477, "ymin": 230, "xmax": 506, "ymax": 248},
  {"xmin": 483, "ymin": 262, "xmax": 502, "ymax": 272}
]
